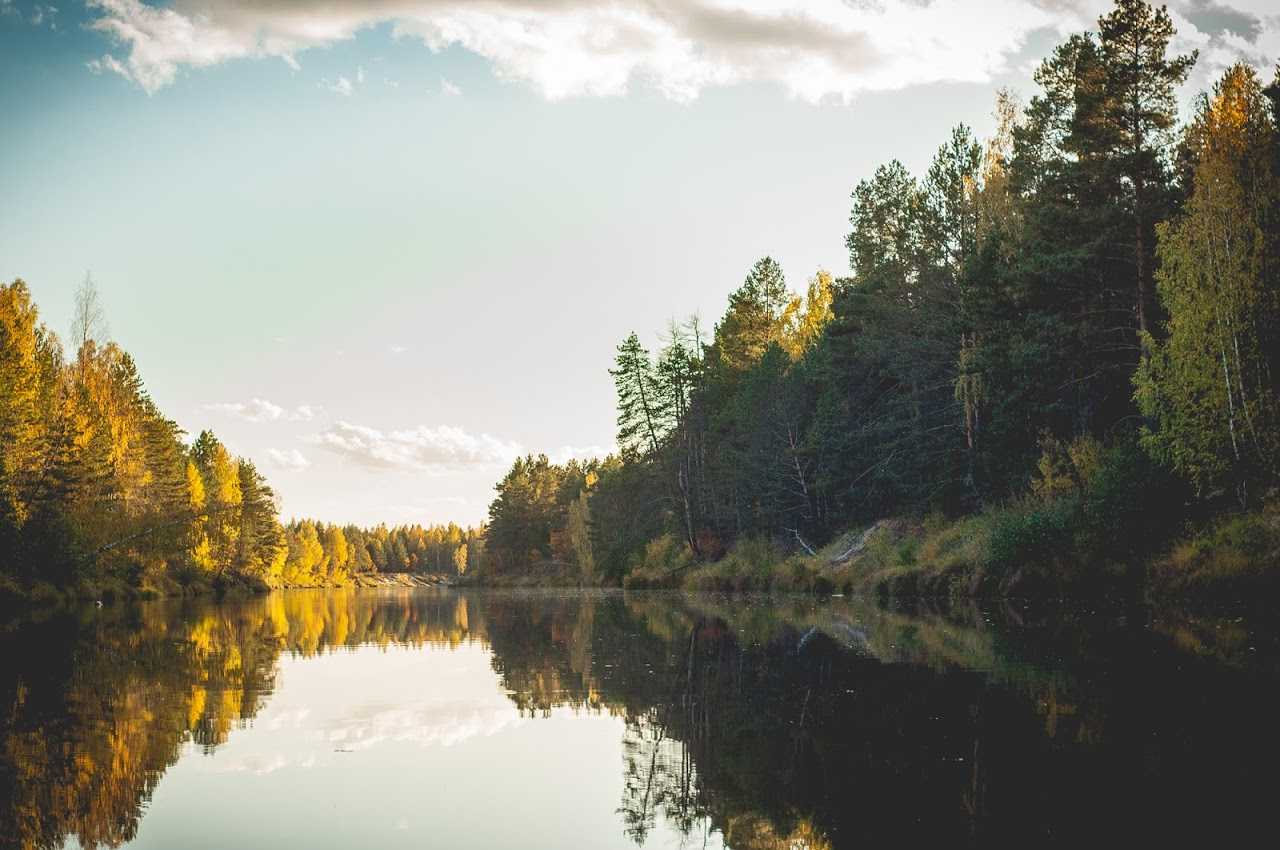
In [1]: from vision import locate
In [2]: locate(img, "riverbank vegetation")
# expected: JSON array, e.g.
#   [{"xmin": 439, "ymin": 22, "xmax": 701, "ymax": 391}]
[{"xmin": 482, "ymin": 0, "xmax": 1280, "ymax": 599}]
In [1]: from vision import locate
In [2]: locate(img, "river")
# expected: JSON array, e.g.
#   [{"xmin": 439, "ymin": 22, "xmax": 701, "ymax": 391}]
[{"xmin": 1, "ymin": 588, "xmax": 1277, "ymax": 848}]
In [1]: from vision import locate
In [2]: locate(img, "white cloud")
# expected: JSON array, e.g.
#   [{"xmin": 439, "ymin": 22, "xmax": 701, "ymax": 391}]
[
  {"xmin": 267, "ymin": 448, "xmax": 312, "ymax": 470},
  {"xmin": 320, "ymin": 65, "xmax": 367, "ymax": 96},
  {"xmin": 206, "ymin": 397, "xmax": 283, "ymax": 422},
  {"xmin": 439, "ymin": 76, "xmax": 461, "ymax": 97},
  {"xmin": 81, "ymin": 1, "xmax": 1280, "ymax": 102},
  {"xmin": 321, "ymin": 74, "xmax": 354, "ymax": 95},
  {"xmin": 32, "ymin": 4, "xmax": 56, "ymax": 28},
  {"xmin": 87, "ymin": 54, "xmax": 130, "ymax": 78},
  {"xmin": 85, "ymin": 0, "xmax": 270, "ymax": 93},
  {"xmin": 204, "ymin": 398, "xmax": 320, "ymax": 423},
  {"xmin": 389, "ymin": 344, "xmax": 408, "ymax": 354},
  {"xmin": 305, "ymin": 420, "xmax": 610, "ymax": 475},
  {"xmin": 308, "ymin": 421, "xmax": 523, "ymax": 473}
]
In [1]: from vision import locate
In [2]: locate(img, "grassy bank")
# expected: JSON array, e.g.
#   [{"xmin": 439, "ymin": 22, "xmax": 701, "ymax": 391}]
[
  {"xmin": 1149, "ymin": 507, "xmax": 1280, "ymax": 599},
  {"xmin": 621, "ymin": 498, "xmax": 1280, "ymax": 602},
  {"xmin": 0, "ymin": 570, "xmax": 266, "ymax": 608}
]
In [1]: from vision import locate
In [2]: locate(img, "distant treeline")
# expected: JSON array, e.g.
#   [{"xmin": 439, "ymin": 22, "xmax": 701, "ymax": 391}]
[
  {"xmin": 281, "ymin": 519, "xmax": 483, "ymax": 586},
  {"xmin": 0, "ymin": 278, "xmax": 480, "ymax": 599},
  {"xmin": 483, "ymin": 0, "xmax": 1280, "ymax": 587}
]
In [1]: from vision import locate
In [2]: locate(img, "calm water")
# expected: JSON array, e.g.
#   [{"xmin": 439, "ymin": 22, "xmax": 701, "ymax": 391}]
[{"xmin": 1, "ymin": 589, "xmax": 1278, "ymax": 849}]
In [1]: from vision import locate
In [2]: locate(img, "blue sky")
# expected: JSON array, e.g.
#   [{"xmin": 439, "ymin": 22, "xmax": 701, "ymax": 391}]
[{"xmin": 2, "ymin": 0, "xmax": 1276, "ymax": 526}]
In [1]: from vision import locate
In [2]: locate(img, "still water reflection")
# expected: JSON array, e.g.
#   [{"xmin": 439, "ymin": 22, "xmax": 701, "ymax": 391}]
[{"xmin": 1, "ymin": 589, "xmax": 1278, "ymax": 848}]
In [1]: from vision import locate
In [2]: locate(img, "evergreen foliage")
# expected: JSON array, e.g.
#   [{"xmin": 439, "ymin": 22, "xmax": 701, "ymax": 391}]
[{"xmin": 482, "ymin": 3, "xmax": 1280, "ymax": 589}]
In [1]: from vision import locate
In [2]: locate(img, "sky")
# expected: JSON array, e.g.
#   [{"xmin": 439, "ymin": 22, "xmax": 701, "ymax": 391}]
[{"xmin": 2, "ymin": 0, "xmax": 1277, "ymax": 527}]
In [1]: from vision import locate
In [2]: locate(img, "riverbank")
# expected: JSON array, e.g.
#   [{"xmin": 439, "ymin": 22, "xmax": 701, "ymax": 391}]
[
  {"xmin": 452, "ymin": 561, "xmax": 583, "ymax": 589},
  {"xmin": 350, "ymin": 572, "xmax": 452, "ymax": 589},
  {"xmin": 0, "ymin": 569, "xmax": 454, "ymax": 608},
  {"xmin": 616, "ymin": 500, "xmax": 1280, "ymax": 601}
]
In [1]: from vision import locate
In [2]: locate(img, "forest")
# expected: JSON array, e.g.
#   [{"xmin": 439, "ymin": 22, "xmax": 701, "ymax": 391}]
[
  {"xmin": 482, "ymin": 0, "xmax": 1280, "ymax": 596},
  {"xmin": 4, "ymin": 0, "xmax": 1279, "ymax": 602},
  {"xmin": 0, "ymin": 276, "xmax": 481, "ymax": 599}
]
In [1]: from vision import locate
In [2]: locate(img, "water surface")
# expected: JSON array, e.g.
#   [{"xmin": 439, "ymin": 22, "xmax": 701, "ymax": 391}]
[{"xmin": 2, "ymin": 589, "xmax": 1277, "ymax": 848}]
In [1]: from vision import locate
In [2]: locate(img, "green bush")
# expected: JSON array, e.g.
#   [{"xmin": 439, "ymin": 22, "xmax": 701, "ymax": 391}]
[
  {"xmin": 1077, "ymin": 440, "xmax": 1181, "ymax": 561},
  {"xmin": 623, "ymin": 533, "xmax": 697, "ymax": 588},
  {"xmin": 979, "ymin": 439, "xmax": 1186, "ymax": 592},
  {"xmin": 984, "ymin": 494, "xmax": 1080, "ymax": 572}
]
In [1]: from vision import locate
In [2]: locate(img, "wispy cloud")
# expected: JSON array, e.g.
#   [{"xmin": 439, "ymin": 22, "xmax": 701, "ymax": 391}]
[
  {"xmin": 439, "ymin": 76, "xmax": 461, "ymax": 97},
  {"xmin": 307, "ymin": 421, "xmax": 522, "ymax": 473},
  {"xmin": 267, "ymin": 448, "xmax": 311, "ymax": 470},
  {"xmin": 204, "ymin": 398, "xmax": 320, "ymax": 423},
  {"xmin": 317, "ymin": 697, "xmax": 524, "ymax": 751},
  {"xmin": 389, "ymin": 344, "xmax": 408, "ymax": 354},
  {"xmin": 304, "ymin": 420, "xmax": 610, "ymax": 474},
  {"xmin": 29, "ymin": 3, "xmax": 55, "ymax": 28},
  {"xmin": 320, "ymin": 74, "xmax": 354, "ymax": 96},
  {"xmin": 80, "ymin": 0, "xmax": 1278, "ymax": 102},
  {"xmin": 87, "ymin": 54, "xmax": 130, "ymax": 79},
  {"xmin": 3, "ymin": 1, "xmax": 58, "ymax": 28}
]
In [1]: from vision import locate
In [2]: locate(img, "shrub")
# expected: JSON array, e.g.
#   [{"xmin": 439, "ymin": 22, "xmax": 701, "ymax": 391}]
[
  {"xmin": 984, "ymin": 494, "xmax": 1080, "ymax": 573},
  {"xmin": 1151, "ymin": 503, "xmax": 1280, "ymax": 596},
  {"xmin": 1031, "ymin": 433, "xmax": 1102, "ymax": 501},
  {"xmin": 982, "ymin": 438, "xmax": 1185, "ymax": 592},
  {"xmin": 631, "ymin": 533, "xmax": 695, "ymax": 574},
  {"xmin": 622, "ymin": 533, "xmax": 696, "ymax": 588}
]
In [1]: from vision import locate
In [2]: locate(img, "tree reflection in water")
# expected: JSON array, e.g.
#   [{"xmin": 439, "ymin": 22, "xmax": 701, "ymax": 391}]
[{"xmin": 2, "ymin": 589, "xmax": 1279, "ymax": 849}]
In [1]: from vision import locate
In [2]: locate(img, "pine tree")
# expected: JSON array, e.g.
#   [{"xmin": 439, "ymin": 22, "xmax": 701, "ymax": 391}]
[
  {"xmin": 713, "ymin": 257, "xmax": 791, "ymax": 372},
  {"xmin": 610, "ymin": 333, "xmax": 662, "ymax": 459},
  {"xmin": 1097, "ymin": 0, "xmax": 1197, "ymax": 336}
]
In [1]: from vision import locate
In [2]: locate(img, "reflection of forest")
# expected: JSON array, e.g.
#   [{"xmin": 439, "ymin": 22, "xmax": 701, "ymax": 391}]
[
  {"xmin": 0, "ymin": 589, "xmax": 480, "ymax": 850},
  {"xmin": 2, "ymin": 590, "xmax": 1279, "ymax": 849}
]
